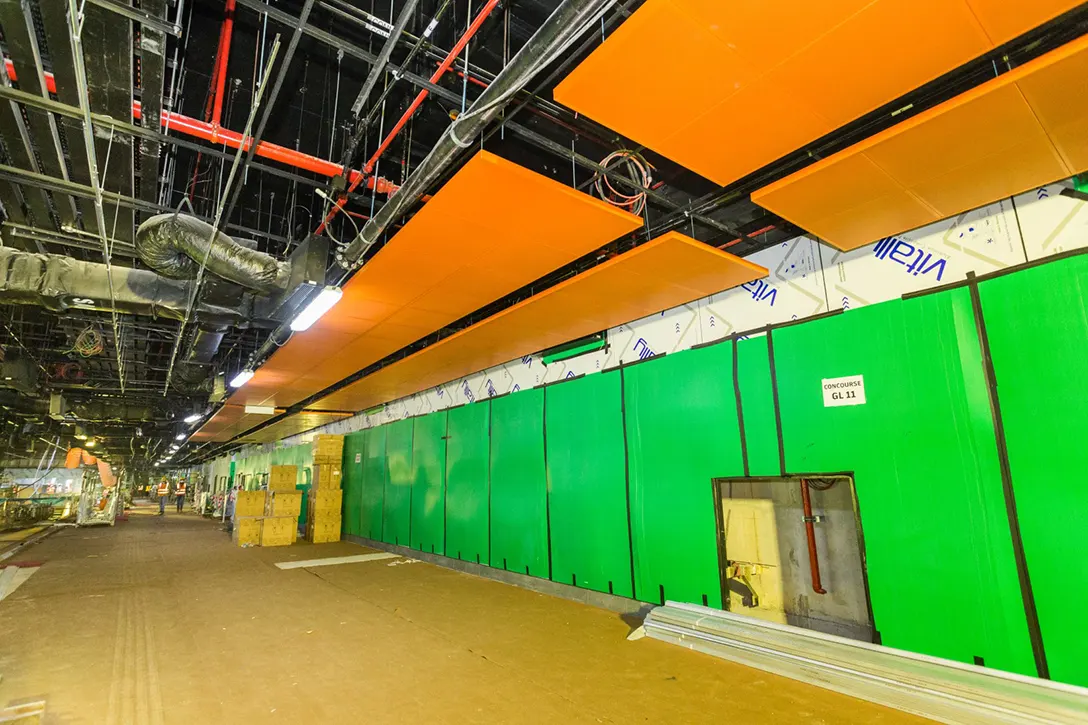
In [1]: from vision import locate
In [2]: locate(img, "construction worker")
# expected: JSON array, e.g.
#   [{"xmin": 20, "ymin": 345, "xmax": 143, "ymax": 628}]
[
  {"xmin": 175, "ymin": 479, "xmax": 187, "ymax": 513},
  {"xmin": 156, "ymin": 478, "xmax": 169, "ymax": 515}
]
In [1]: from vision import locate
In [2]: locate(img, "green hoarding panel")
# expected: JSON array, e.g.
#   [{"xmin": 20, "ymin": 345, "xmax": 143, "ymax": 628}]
[
  {"xmin": 489, "ymin": 388, "xmax": 548, "ymax": 576},
  {"xmin": 624, "ymin": 343, "xmax": 743, "ymax": 607},
  {"xmin": 545, "ymin": 371, "xmax": 633, "ymax": 597},
  {"xmin": 736, "ymin": 335, "xmax": 782, "ymax": 476},
  {"xmin": 980, "ymin": 254, "xmax": 1088, "ymax": 687},
  {"xmin": 341, "ymin": 431, "xmax": 365, "ymax": 536},
  {"xmin": 773, "ymin": 292, "xmax": 1035, "ymax": 676},
  {"xmin": 382, "ymin": 419, "xmax": 413, "ymax": 546},
  {"xmin": 410, "ymin": 411, "xmax": 447, "ymax": 554},
  {"xmin": 361, "ymin": 426, "xmax": 387, "ymax": 540},
  {"xmin": 445, "ymin": 403, "xmax": 490, "ymax": 564}
]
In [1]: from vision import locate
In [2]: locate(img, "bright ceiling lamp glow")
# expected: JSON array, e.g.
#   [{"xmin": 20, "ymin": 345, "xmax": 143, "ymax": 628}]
[
  {"xmin": 84, "ymin": 440, "xmax": 95, "ymax": 448},
  {"xmin": 290, "ymin": 286, "xmax": 343, "ymax": 332},
  {"xmin": 230, "ymin": 370, "xmax": 255, "ymax": 388},
  {"xmin": 175, "ymin": 433, "xmax": 186, "ymax": 441},
  {"xmin": 183, "ymin": 413, "xmax": 202, "ymax": 424}
]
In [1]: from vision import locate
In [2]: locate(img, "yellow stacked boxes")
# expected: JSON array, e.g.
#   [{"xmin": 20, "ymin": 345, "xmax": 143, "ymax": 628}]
[
  {"xmin": 311, "ymin": 463, "xmax": 342, "ymax": 492},
  {"xmin": 265, "ymin": 490, "xmax": 303, "ymax": 518},
  {"xmin": 308, "ymin": 521, "xmax": 340, "ymax": 544},
  {"xmin": 235, "ymin": 490, "xmax": 266, "ymax": 517},
  {"xmin": 261, "ymin": 516, "xmax": 295, "ymax": 547},
  {"xmin": 306, "ymin": 487, "xmax": 342, "ymax": 543},
  {"xmin": 268, "ymin": 465, "xmax": 297, "ymax": 492},
  {"xmin": 267, "ymin": 490, "xmax": 302, "ymax": 544},
  {"xmin": 232, "ymin": 517, "xmax": 262, "ymax": 547},
  {"xmin": 312, "ymin": 434, "xmax": 344, "ymax": 464}
]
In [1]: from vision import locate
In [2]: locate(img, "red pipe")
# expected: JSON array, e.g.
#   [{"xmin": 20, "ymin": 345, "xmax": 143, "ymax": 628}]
[
  {"xmin": 314, "ymin": 0, "xmax": 501, "ymax": 235},
  {"xmin": 4, "ymin": 56, "xmax": 400, "ymax": 195},
  {"xmin": 800, "ymin": 479, "xmax": 827, "ymax": 595},
  {"xmin": 4, "ymin": 58, "xmax": 56, "ymax": 94},
  {"xmin": 210, "ymin": 0, "xmax": 237, "ymax": 137}
]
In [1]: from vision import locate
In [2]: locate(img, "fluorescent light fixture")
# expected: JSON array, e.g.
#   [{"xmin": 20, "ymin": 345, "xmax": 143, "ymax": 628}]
[
  {"xmin": 84, "ymin": 440, "xmax": 95, "ymax": 448},
  {"xmin": 183, "ymin": 413, "xmax": 202, "ymax": 424},
  {"xmin": 75, "ymin": 433, "xmax": 87, "ymax": 440},
  {"xmin": 175, "ymin": 433, "xmax": 186, "ymax": 441},
  {"xmin": 230, "ymin": 370, "xmax": 255, "ymax": 388},
  {"xmin": 290, "ymin": 286, "xmax": 342, "ymax": 331},
  {"xmin": 244, "ymin": 405, "xmax": 276, "ymax": 415}
]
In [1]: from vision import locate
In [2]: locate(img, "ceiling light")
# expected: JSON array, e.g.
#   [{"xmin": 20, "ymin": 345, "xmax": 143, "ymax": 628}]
[
  {"xmin": 75, "ymin": 433, "xmax": 87, "ymax": 440},
  {"xmin": 290, "ymin": 286, "xmax": 342, "ymax": 331},
  {"xmin": 230, "ymin": 370, "xmax": 255, "ymax": 388},
  {"xmin": 175, "ymin": 433, "xmax": 186, "ymax": 441},
  {"xmin": 154, "ymin": 462, "xmax": 159, "ymax": 467},
  {"xmin": 84, "ymin": 440, "xmax": 95, "ymax": 448},
  {"xmin": 244, "ymin": 405, "xmax": 276, "ymax": 415},
  {"xmin": 183, "ymin": 413, "xmax": 202, "ymax": 424}
]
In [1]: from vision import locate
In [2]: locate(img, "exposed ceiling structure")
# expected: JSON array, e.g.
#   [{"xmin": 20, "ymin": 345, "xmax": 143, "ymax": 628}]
[{"xmin": 0, "ymin": 0, "xmax": 1082, "ymax": 468}]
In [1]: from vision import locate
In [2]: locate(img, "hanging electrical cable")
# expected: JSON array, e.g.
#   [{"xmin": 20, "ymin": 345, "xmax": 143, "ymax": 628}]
[{"xmin": 593, "ymin": 150, "xmax": 653, "ymax": 216}]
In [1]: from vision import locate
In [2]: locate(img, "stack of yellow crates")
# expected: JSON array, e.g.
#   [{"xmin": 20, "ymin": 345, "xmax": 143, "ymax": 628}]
[
  {"xmin": 262, "ymin": 465, "xmax": 299, "ymax": 547},
  {"xmin": 266, "ymin": 489, "xmax": 303, "ymax": 544},
  {"xmin": 307, "ymin": 435, "xmax": 343, "ymax": 543},
  {"xmin": 232, "ymin": 490, "xmax": 266, "ymax": 547}
]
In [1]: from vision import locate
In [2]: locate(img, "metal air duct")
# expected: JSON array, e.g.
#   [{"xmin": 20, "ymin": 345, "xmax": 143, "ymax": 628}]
[
  {"xmin": 0, "ymin": 246, "xmax": 260, "ymax": 326},
  {"xmin": 135, "ymin": 213, "xmax": 290, "ymax": 293}
]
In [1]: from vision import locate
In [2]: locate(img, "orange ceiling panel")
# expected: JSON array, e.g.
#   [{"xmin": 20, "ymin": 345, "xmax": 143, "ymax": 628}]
[
  {"xmin": 314, "ymin": 232, "xmax": 767, "ymax": 412},
  {"xmin": 229, "ymin": 150, "xmax": 641, "ymax": 410},
  {"xmin": 235, "ymin": 411, "xmax": 352, "ymax": 445},
  {"xmin": 553, "ymin": 0, "xmax": 1071, "ymax": 187},
  {"xmin": 192, "ymin": 404, "xmax": 286, "ymax": 442},
  {"xmin": 751, "ymin": 35, "xmax": 1088, "ymax": 251}
]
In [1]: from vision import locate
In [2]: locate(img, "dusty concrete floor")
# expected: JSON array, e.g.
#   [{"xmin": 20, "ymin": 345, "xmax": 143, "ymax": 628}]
[{"xmin": 0, "ymin": 503, "xmax": 930, "ymax": 724}]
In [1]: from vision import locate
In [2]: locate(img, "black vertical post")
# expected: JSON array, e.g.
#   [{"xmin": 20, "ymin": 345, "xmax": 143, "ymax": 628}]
[{"xmin": 967, "ymin": 272, "xmax": 1049, "ymax": 679}]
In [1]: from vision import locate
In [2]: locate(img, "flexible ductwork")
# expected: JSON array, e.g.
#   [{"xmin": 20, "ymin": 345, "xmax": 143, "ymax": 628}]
[
  {"xmin": 0, "ymin": 246, "xmax": 258, "ymax": 326},
  {"xmin": 136, "ymin": 213, "xmax": 290, "ymax": 293}
]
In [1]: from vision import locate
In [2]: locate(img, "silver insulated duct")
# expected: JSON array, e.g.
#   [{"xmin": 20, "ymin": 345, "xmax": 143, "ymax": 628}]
[
  {"xmin": 136, "ymin": 214, "xmax": 290, "ymax": 293},
  {"xmin": 0, "ymin": 246, "xmax": 256, "ymax": 325}
]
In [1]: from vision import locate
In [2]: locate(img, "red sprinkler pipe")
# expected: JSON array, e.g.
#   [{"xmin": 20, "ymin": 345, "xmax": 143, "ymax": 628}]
[
  {"xmin": 1, "ymin": 58, "xmax": 400, "ymax": 195},
  {"xmin": 314, "ymin": 0, "xmax": 501, "ymax": 235},
  {"xmin": 133, "ymin": 102, "xmax": 399, "ymax": 194},
  {"xmin": 210, "ymin": 0, "xmax": 237, "ymax": 139},
  {"xmin": 800, "ymin": 479, "xmax": 827, "ymax": 594}
]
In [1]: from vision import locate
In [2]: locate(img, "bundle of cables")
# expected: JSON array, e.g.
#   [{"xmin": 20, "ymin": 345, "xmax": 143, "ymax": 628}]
[
  {"xmin": 70, "ymin": 326, "xmax": 105, "ymax": 357},
  {"xmin": 594, "ymin": 150, "xmax": 653, "ymax": 216}
]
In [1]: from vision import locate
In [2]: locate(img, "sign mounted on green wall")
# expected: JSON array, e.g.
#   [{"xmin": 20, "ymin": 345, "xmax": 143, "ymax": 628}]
[{"xmin": 822, "ymin": 375, "xmax": 866, "ymax": 407}]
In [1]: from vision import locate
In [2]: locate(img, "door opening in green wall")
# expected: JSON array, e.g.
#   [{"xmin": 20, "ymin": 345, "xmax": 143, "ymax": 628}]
[{"xmin": 712, "ymin": 475, "xmax": 874, "ymax": 643}]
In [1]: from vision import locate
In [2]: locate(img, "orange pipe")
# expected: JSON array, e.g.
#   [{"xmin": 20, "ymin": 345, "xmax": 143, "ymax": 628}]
[
  {"xmin": 315, "ymin": 0, "xmax": 501, "ymax": 235},
  {"xmin": 800, "ymin": 479, "xmax": 827, "ymax": 595}
]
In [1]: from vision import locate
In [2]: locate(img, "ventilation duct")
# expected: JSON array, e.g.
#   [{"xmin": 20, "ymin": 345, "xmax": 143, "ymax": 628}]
[
  {"xmin": 0, "ymin": 247, "xmax": 260, "ymax": 326},
  {"xmin": 136, "ymin": 214, "xmax": 290, "ymax": 293}
]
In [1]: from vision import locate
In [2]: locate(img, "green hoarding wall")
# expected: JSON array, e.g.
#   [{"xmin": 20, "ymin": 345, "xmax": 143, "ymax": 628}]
[
  {"xmin": 360, "ymin": 426, "xmax": 387, "ymax": 540},
  {"xmin": 382, "ymin": 419, "xmax": 413, "ymax": 546},
  {"xmin": 329, "ymin": 251, "xmax": 1088, "ymax": 686},
  {"xmin": 489, "ymin": 388, "xmax": 549, "ymax": 576},
  {"xmin": 736, "ymin": 336, "xmax": 781, "ymax": 476},
  {"xmin": 979, "ymin": 255, "xmax": 1088, "ymax": 687},
  {"xmin": 410, "ymin": 412, "xmax": 447, "ymax": 554},
  {"xmin": 545, "ymin": 371, "xmax": 632, "ymax": 597},
  {"xmin": 624, "ymin": 343, "xmax": 743, "ymax": 607},
  {"xmin": 772, "ymin": 291, "xmax": 1035, "ymax": 676},
  {"xmin": 444, "ymin": 403, "xmax": 490, "ymax": 564},
  {"xmin": 341, "ymin": 432, "xmax": 365, "ymax": 537}
]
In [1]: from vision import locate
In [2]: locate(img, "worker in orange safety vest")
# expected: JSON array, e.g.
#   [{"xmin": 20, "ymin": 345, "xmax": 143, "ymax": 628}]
[
  {"xmin": 175, "ymin": 480, "xmax": 187, "ymax": 513},
  {"xmin": 157, "ymin": 479, "xmax": 169, "ymax": 515}
]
